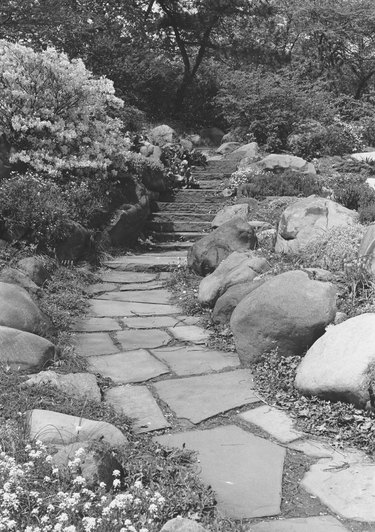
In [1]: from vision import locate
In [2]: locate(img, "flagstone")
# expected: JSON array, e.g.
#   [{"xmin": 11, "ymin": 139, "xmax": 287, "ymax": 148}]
[
  {"xmin": 115, "ymin": 329, "xmax": 171, "ymax": 350},
  {"xmin": 73, "ymin": 332, "xmax": 119, "ymax": 357},
  {"xmin": 89, "ymin": 299, "xmax": 181, "ymax": 317},
  {"xmin": 238, "ymin": 405, "xmax": 303, "ymax": 443},
  {"xmin": 287, "ymin": 439, "xmax": 338, "ymax": 458},
  {"xmin": 123, "ymin": 316, "xmax": 179, "ymax": 329},
  {"xmin": 153, "ymin": 369, "xmax": 259, "ymax": 423},
  {"xmin": 151, "ymin": 345, "xmax": 240, "ymax": 376},
  {"xmin": 168, "ymin": 325, "xmax": 210, "ymax": 344},
  {"xmin": 155, "ymin": 425, "xmax": 285, "ymax": 519},
  {"xmin": 87, "ymin": 349, "xmax": 170, "ymax": 384},
  {"xmin": 301, "ymin": 452, "xmax": 375, "ymax": 521},
  {"xmin": 176, "ymin": 316, "xmax": 201, "ymax": 326},
  {"xmin": 100, "ymin": 271, "xmax": 157, "ymax": 283},
  {"xmin": 97, "ymin": 289, "xmax": 172, "ymax": 304},
  {"xmin": 105, "ymin": 385, "xmax": 170, "ymax": 432},
  {"xmin": 104, "ymin": 254, "xmax": 187, "ymax": 272},
  {"xmin": 86, "ymin": 282, "xmax": 117, "ymax": 294},
  {"xmin": 247, "ymin": 516, "xmax": 349, "ymax": 531},
  {"xmin": 72, "ymin": 317, "xmax": 121, "ymax": 333},
  {"xmin": 119, "ymin": 281, "xmax": 165, "ymax": 291}
]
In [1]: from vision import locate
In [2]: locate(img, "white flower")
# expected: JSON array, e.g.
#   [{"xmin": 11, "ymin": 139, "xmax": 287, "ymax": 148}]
[
  {"xmin": 113, "ymin": 479, "xmax": 121, "ymax": 488},
  {"xmin": 112, "ymin": 469, "xmax": 120, "ymax": 477}
]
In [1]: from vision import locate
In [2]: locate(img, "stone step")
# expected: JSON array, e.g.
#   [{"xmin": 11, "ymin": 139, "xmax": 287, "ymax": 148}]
[
  {"xmin": 156, "ymin": 202, "xmax": 221, "ymax": 214},
  {"xmin": 149, "ymin": 231, "xmax": 205, "ymax": 242},
  {"xmin": 146, "ymin": 220, "xmax": 211, "ymax": 233},
  {"xmin": 151, "ymin": 212, "xmax": 214, "ymax": 222},
  {"xmin": 148, "ymin": 241, "xmax": 193, "ymax": 251},
  {"xmin": 161, "ymin": 189, "xmax": 224, "ymax": 204}
]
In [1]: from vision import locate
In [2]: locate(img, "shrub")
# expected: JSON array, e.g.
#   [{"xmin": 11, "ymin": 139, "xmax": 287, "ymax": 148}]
[
  {"xmin": 331, "ymin": 173, "xmax": 375, "ymax": 210},
  {"xmin": 359, "ymin": 202, "xmax": 375, "ymax": 224},
  {"xmin": 0, "ymin": 172, "xmax": 72, "ymax": 252},
  {"xmin": 231, "ymin": 168, "xmax": 322, "ymax": 198},
  {"xmin": 0, "ymin": 39, "xmax": 129, "ymax": 179},
  {"xmin": 298, "ymin": 224, "xmax": 366, "ymax": 273}
]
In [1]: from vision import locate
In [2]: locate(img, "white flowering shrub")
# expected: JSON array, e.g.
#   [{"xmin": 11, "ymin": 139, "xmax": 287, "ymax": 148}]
[
  {"xmin": 0, "ymin": 40, "xmax": 130, "ymax": 179},
  {"xmin": 0, "ymin": 441, "xmax": 166, "ymax": 532}
]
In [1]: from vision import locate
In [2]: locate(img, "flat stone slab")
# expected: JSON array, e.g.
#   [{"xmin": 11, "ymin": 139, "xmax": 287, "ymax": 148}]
[
  {"xmin": 87, "ymin": 282, "xmax": 117, "ymax": 294},
  {"xmin": 72, "ymin": 317, "xmax": 121, "ymax": 332},
  {"xmin": 155, "ymin": 425, "xmax": 285, "ymax": 519},
  {"xmin": 98, "ymin": 289, "xmax": 172, "ymax": 304},
  {"xmin": 115, "ymin": 329, "xmax": 171, "ymax": 350},
  {"xmin": 301, "ymin": 453, "xmax": 375, "ymax": 521},
  {"xmin": 248, "ymin": 516, "xmax": 349, "ymax": 531},
  {"xmin": 168, "ymin": 325, "xmax": 210, "ymax": 344},
  {"xmin": 90, "ymin": 299, "xmax": 181, "ymax": 317},
  {"xmin": 88, "ymin": 349, "xmax": 169, "ymax": 383},
  {"xmin": 105, "ymin": 385, "xmax": 170, "ymax": 432},
  {"xmin": 24, "ymin": 371, "xmax": 101, "ymax": 402},
  {"xmin": 153, "ymin": 369, "xmax": 259, "ymax": 423},
  {"xmin": 239, "ymin": 405, "xmax": 303, "ymax": 443},
  {"xmin": 288, "ymin": 439, "xmax": 338, "ymax": 458},
  {"xmin": 123, "ymin": 316, "xmax": 179, "ymax": 329},
  {"xmin": 104, "ymin": 254, "xmax": 187, "ymax": 272},
  {"xmin": 151, "ymin": 346, "xmax": 240, "ymax": 376},
  {"xmin": 73, "ymin": 332, "xmax": 118, "ymax": 357},
  {"xmin": 100, "ymin": 271, "xmax": 157, "ymax": 283},
  {"xmin": 26, "ymin": 408, "xmax": 127, "ymax": 446},
  {"xmin": 119, "ymin": 281, "xmax": 164, "ymax": 291},
  {"xmin": 176, "ymin": 316, "xmax": 201, "ymax": 325}
]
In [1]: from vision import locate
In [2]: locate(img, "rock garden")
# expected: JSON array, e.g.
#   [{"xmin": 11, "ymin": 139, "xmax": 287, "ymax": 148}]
[{"xmin": 4, "ymin": 3, "xmax": 375, "ymax": 530}]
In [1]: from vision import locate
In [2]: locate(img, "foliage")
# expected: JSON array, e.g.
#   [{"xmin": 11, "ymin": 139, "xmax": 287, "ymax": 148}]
[
  {"xmin": 331, "ymin": 173, "xmax": 375, "ymax": 210},
  {"xmin": 230, "ymin": 168, "xmax": 322, "ymax": 198},
  {"xmin": 359, "ymin": 202, "xmax": 375, "ymax": 224},
  {"xmin": 160, "ymin": 144, "xmax": 206, "ymax": 188},
  {"xmin": 0, "ymin": 172, "xmax": 72, "ymax": 253},
  {"xmin": 0, "ymin": 39, "xmax": 129, "ymax": 179},
  {"xmin": 252, "ymin": 350, "xmax": 375, "ymax": 455}
]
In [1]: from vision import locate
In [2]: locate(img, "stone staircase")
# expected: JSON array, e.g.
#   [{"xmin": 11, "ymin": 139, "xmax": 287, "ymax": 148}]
[{"xmin": 146, "ymin": 154, "xmax": 237, "ymax": 249}]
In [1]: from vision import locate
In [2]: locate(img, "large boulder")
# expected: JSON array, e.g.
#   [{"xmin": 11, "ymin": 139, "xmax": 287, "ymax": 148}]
[
  {"xmin": 216, "ymin": 142, "xmax": 241, "ymax": 155},
  {"xmin": 358, "ymin": 224, "xmax": 375, "ymax": 275},
  {"xmin": 198, "ymin": 251, "xmax": 269, "ymax": 306},
  {"xmin": 187, "ymin": 219, "xmax": 258, "ymax": 276},
  {"xmin": 0, "ymin": 267, "xmax": 40, "ymax": 294},
  {"xmin": 17, "ymin": 256, "xmax": 52, "ymax": 286},
  {"xmin": 211, "ymin": 204, "xmax": 250, "ymax": 228},
  {"xmin": 26, "ymin": 409, "xmax": 128, "ymax": 446},
  {"xmin": 275, "ymin": 195, "xmax": 358, "ymax": 254},
  {"xmin": 149, "ymin": 124, "xmax": 177, "ymax": 146},
  {"xmin": 230, "ymin": 270, "xmax": 337, "ymax": 364},
  {"xmin": 212, "ymin": 279, "xmax": 266, "ymax": 325},
  {"xmin": 0, "ymin": 281, "xmax": 49, "ymax": 334},
  {"xmin": 257, "ymin": 154, "xmax": 316, "ymax": 174},
  {"xmin": 0, "ymin": 325, "xmax": 55, "ymax": 370},
  {"xmin": 227, "ymin": 142, "xmax": 260, "ymax": 163},
  {"xmin": 295, "ymin": 313, "xmax": 375, "ymax": 408},
  {"xmin": 23, "ymin": 371, "xmax": 101, "ymax": 402}
]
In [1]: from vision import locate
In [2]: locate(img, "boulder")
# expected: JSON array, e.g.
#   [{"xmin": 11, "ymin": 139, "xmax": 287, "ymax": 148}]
[
  {"xmin": 257, "ymin": 154, "xmax": 316, "ymax": 174},
  {"xmin": 0, "ymin": 267, "xmax": 40, "ymax": 294},
  {"xmin": 275, "ymin": 195, "xmax": 358, "ymax": 254},
  {"xmin": 52, "ymin": 441, "xmax": 123, "ymax": 490},
  {"xmin": 26, "ymin": 409, "xmax": 128, "ymax": 446},
  {"xmin": 0, "ymin": 281, "xmax": 49, "ymax": 334},
  {"xmin": 295, "ymin": 313, "xmax": 375, "ymax": 408},
  {"xmin": 180, "ymin": 138, "xmax": 193, "ymax": 151},
  {"xmin": 17, "ymin": 256, "xmax": 52, "ymax": 286},
  {"xmin": 230, "ymin": 270, "xmax": 337, "ymax": 364},
  {"xmin": 216, "ymin": 142, "xmax": 241, "ymax": 155},
  {"xmin": 211, "ymin": 204, "xmax": 250, "ymax": 228},
  {"xmin": 227, "ymin": 142, "xmax": 260, "ymax": 163},
  {"xmin": 160, "ymin": 517, "xmax": 208, "ymax": 532},
  {"xmin": 212, "ymin": 279, "xmax": 266, "ymax": 325},
  {"xmin": 149, "ymin": 124, "xmax": 177, "ymax": 146},
  {"xmin": 358, "ymin": 224, "xmax": 375, "ymax": 275},
  {"xmin": 23, "ymin": 371, "xmax": 101, "ymax": 402},
  {"xmin": 0, "ymin": 325, "xmax": 55, "ymax": 370},
  {"xmin": 198, "ymin": 251, "xmax": 269, "ymax": 306},
  {"xmin": 189, "ymin": 134, "xmax": 201, "ymax": 147},
  {"xmin": 55, "ymin": 222, "xmax": 93, "ymax": 263},
  {"xmin": 187, "ymin": 219, "xmax": 258, "ymax": 276},
  {"xmin": 199, "ymin": 127, "xmax": 225, "ymax": 146},
  {"xmin": 351, "ymin": 151, "xmax": 375, "ymax": 163}
]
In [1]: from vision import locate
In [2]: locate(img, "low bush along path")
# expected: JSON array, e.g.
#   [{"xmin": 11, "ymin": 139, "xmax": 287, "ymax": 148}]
[{"xmin": 70, "ymin": 247, "xmax": 375, "ymax": 532}]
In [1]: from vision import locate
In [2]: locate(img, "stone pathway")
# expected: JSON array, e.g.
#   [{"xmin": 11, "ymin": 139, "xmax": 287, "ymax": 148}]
[{"xmin": 72, "ymin": 252, "xmax": 375, "ymax": 531}]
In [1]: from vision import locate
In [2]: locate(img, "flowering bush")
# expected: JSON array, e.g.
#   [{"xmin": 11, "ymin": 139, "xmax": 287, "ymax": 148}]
[
  {"xmin": 0, "ymin": 40, "xmax": 130, "ymax": 179},
  {"xmin": 0, "ymin": 441, "xmax": 166, "ymax": 532}
]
